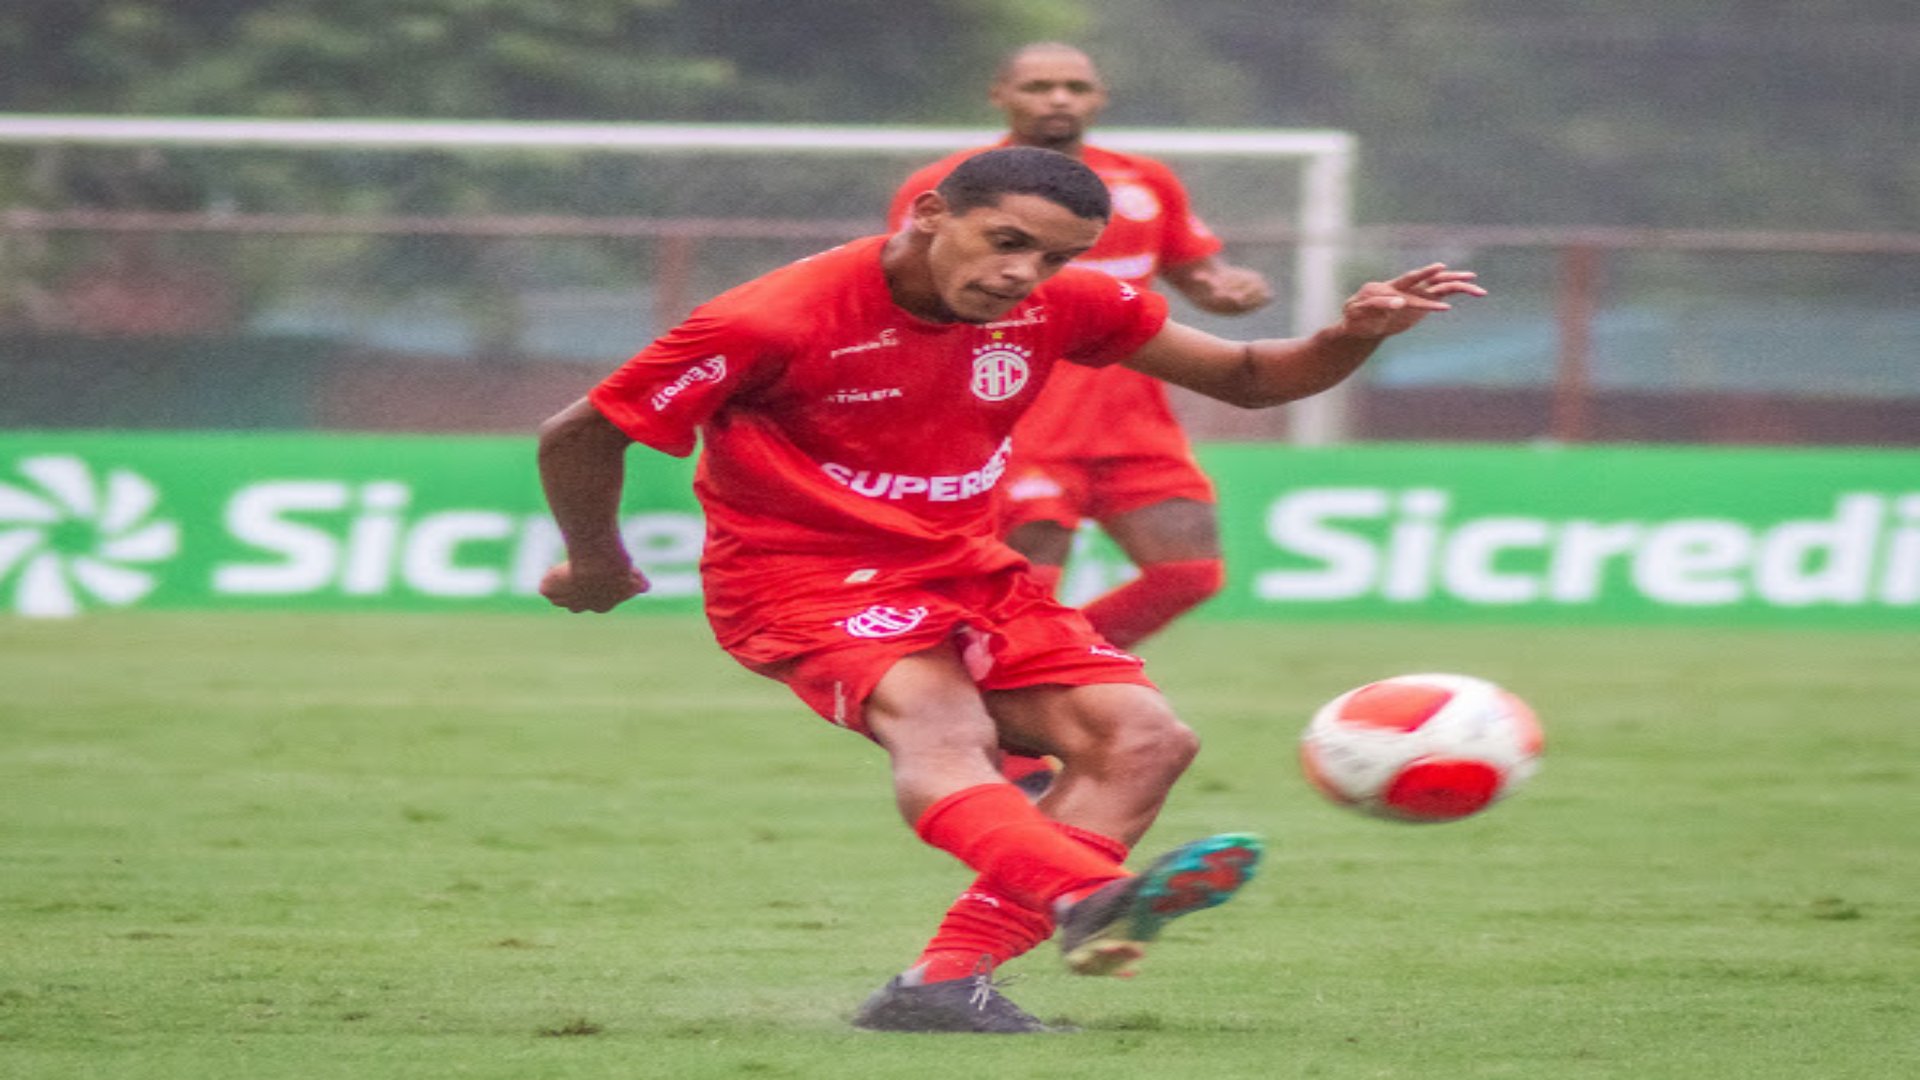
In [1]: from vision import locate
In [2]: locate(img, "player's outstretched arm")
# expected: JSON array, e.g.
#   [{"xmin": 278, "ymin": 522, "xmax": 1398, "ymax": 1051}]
[
  {"xmin": 536, "ymin": 397, "xmax": 651, "ymax": 612},
  {"xmin": 1160, "ymin": 256, "xmax": 1273, "ymax": 316},
  {"xmin": 1121, "ymin": 263, "xmax": 1485, "ymax": 409}
]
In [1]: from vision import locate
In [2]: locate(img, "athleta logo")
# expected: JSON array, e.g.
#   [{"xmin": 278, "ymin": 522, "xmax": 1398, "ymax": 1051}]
[
  {"xmin": 650, "ymin": 355, "xmax": 727, "ymax": 412},
  {"xmin": 970, "ymin": 344, "xmax": 1031, "ymax": 402},
  {"xmin": 824, "ymin": 387, "xmax": 904, "ymax": 404},
  {"xmin": 842, "ymin": 604, "xmax": 929, "ymax": 639}
]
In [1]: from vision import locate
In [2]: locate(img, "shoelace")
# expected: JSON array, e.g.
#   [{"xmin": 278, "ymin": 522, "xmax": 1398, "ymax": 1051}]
[{"xmin": 966, "ymin": 955, "xmax": 1020, "ymax": 1011}]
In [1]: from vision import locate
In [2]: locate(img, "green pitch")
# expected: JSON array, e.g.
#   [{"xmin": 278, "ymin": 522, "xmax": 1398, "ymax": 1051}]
[{"xmin": 2, "ymin": 613, "xmax": 1916, "ymax": 1079}]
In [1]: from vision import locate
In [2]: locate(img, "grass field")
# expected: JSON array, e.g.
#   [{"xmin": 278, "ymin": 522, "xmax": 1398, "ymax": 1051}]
[{"xmin": 2, "ymin": 612, "xmax": 1916, "ymax": 1079}]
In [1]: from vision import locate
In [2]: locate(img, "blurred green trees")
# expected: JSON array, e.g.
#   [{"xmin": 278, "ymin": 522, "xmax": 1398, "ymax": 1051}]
[
  {"xmin": 1, "ymin": 0, "xmax": 1912, "ymax": 228},
  {"xmin": 0, "ymin": 0, "xmax": 1082, "ymax": 121}
]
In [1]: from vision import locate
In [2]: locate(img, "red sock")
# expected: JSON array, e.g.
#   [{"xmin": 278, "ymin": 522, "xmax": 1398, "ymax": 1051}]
[
  {"xmin": 999, "ymin": 752, "xmax": 1056, "ymax": 785},
  {"xmin": 914, "ymin": 820, "xmax": 1131, "ymax": 981},
  {"xmin": 914, "ymin": 784, "xmax": 1127, "ymax": 914},
  {"xmin": 1082, "ymin": 558, "xmax": 1225, "ymax": 649},
  {"xmin": 911, "ymin": 887, "xmax": 1053, "ymax": 982}
]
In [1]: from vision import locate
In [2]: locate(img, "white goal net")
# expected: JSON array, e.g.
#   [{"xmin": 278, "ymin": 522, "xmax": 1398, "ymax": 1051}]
[{"xmin": 0, "ymin": 116, "xmax": 1354, "ymax": 441}]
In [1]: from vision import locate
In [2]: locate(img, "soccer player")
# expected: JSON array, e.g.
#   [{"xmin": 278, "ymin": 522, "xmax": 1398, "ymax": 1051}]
[
  {"xmin": 538, "ymin": 147, "xmax": 1482, "ymax": 1032},
  {"xmin": 889, "ymin": 42, "xmax": 1276, "ymax": 794}
]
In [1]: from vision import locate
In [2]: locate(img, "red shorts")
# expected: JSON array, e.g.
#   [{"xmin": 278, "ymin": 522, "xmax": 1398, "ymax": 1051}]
[
  {"xmin": 1000, "ymin": 453, "xmax": 1216, "ymax": 533},
  {"xmin": 720, "ymin": 564, "xmax": 1155, "ymax": 736},
  {"xmin": 1001, "ymin": 361, "xmax": 1215, "ymax": 532}
]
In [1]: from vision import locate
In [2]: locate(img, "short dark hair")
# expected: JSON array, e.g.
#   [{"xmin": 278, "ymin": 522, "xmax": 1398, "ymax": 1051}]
[
  {"xmin": 935, "ymin": 147, "xmax": 1111, "ymax": 222},
  {"xmin": 994, "ymin": 42, "xmax": 1096, "ymax": 85}
]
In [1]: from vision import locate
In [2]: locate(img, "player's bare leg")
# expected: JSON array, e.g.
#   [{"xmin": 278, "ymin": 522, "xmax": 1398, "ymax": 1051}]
[
  {"xmin": 857, "ymin": 647, "xmax": 1133, "ymax": 1029},
  {"xmin": 1101, "ymin": 496, "xmax": 1219, "ymax": 565},
  {"xmin": 997, "ymin": 519, "xmax": 1080, "ymax": 796},
  {"xmin": 1000, "ymin": 503, "xmax": 1224, "ymax": 798},
  {"xmin": 1006, "ymin": 518, "xmax": 1077, "ymax": 569},
  {"xmin": 986, "ymin": 681, "xmax": 1198, "ymax": 847},
  {"xmin": 864, "ymin": 647, "xmax": 1013, "ymax": 823},
  {"xmin": 865, "ymin": 650, "xmax": 1196, "ymax": 857},
  {"xmin": 1088, "ymin": 497, "xmax": 1225, "ymax": 649},
  {"xmin": 992, "ymin": 682, "xmax": 1257, "ymax": 976}
]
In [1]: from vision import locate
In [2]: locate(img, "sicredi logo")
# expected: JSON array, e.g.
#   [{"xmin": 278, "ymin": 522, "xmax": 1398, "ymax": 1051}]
[
  {"xmin": 0, "ymin": 455, "xmax": 180, "ymax": 617},
  {"xmin": 0, "ymin": 455, "xmax": 707, "ymax": 615},
  {"xmin": 210, "ymin": 481, "xmax": 702, "ymax": 601},
  {"xmin": 1255, "ymin": 487, "xmax": 1920, "ymax": 608}
]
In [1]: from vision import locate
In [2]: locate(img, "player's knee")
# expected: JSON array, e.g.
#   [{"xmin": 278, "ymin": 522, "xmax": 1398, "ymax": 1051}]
[
  {"xmin": 1143, "ymin": 558, "xmax": 1226, "ymax": 607},
  {"xmin": 1005, "ymin": 520, "xmax": 1075, "ymax": 565},
  {"xmin": 1098, "ymin": 704, "xmax": 1200, "ymax": 785}
]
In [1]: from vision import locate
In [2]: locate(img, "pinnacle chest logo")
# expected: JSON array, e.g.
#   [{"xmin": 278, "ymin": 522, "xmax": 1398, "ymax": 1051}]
[
  {"xmin": 0, "ymin": 455, "xmax": 180, "ymax": 617},
  {"xmin": 970, "ymin": 342, "xmax": 1032, "ymax": 402}
]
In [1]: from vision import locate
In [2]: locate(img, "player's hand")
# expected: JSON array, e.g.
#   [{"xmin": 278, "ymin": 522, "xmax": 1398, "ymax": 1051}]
[
  {"xmin": 1339, "ymin": 263, "xmax": 1486, "ymax": 338},
  {"xmin": 1186, "ymin": 264, "xmax": 1273, "ymax": 314},
  {"xmin": 540, "ymin": 558, "xmax": 650, "ymax": 613}
]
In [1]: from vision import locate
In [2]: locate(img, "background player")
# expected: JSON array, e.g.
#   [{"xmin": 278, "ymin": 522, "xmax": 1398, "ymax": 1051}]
[
  {"xmin": 890, "ymin": 43, "xmax": 1276, "ymax": 791},
  {"xmin": 539, "ymin": 148, "xmax": 1483, "ymax": 1032}
]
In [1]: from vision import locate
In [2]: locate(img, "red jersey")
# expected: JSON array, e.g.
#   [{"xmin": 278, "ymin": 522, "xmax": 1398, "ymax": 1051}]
[
  {"xmin": 588, "ymin": 235, "xmax": 1169, "ymax": 641},
  {"xmin": 891, "ymin": 143, "xmax": 1223, "ymax": 463}
]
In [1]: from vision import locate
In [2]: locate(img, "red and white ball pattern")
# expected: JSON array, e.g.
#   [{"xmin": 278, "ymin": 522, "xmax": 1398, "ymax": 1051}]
[{"xmin": 1300, "ymin": 673, "xmax": 1543, "ymax": 823}]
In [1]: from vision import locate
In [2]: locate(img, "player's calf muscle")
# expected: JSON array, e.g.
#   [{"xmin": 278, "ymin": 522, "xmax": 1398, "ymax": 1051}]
[{"xmin": 1003, "ymin": 685, "xmax": 1197, "ymax": 780}]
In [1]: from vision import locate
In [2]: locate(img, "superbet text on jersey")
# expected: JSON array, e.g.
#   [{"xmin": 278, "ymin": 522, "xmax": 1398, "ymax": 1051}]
[{"xmin": 587, "ymin": 235, "xmax": 1169, "ymax": 632}]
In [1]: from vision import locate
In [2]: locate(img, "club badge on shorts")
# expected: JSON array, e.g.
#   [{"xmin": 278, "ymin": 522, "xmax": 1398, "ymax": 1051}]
[{"xmin": 842, "ymin": 604, "xmax": 930, "ymax": 639}]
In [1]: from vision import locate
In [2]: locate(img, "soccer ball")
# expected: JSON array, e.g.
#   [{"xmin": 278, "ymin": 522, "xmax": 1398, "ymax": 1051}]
[{"xmin": 1299, "ymin": 673, "xmax": 1542, "ymax": 823}]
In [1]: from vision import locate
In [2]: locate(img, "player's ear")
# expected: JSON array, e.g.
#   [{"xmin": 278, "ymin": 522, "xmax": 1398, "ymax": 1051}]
[{"xmin": 907, "ymin": 190, "xmax": 951, "ymax": 235}]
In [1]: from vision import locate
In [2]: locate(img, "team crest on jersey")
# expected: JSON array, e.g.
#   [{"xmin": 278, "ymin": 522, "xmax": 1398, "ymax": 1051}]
[
  {"xmin": 842, "ymin": 604, "xmax": 930, "ymax": 639},
  {"xmin": 1110, "ymin": 182, "xmax": 1162, "ymax": 222},
  {"xmin": 970, "ymin": 344, "xmax": 1031, "ymax": 402}
]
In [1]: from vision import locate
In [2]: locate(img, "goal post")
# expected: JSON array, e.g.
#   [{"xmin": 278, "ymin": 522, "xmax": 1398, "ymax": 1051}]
[{"xmin": 0, "ymin": 115, "xmax": 1356, "ymax": 442}]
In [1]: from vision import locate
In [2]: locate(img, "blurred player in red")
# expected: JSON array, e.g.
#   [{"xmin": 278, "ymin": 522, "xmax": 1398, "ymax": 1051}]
[
  {"xmin": 539, "ymin": 148, "xmax": 1482, "ymax": 1032},
  {"xmin": 890, "ymin": 43, "xmax": 1275, "ymax": 793}
]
